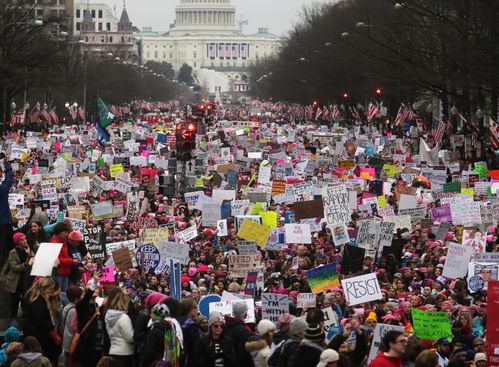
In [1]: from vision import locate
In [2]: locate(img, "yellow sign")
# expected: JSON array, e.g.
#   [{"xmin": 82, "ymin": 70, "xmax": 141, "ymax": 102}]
[
  {"xmin": 237, "ymin": 219, "xmax": 272, "ymax": 247},
  {"xmin": 377, "ymin": 196, "xmax": 387, "ymax": 209},
  {"xmin": 142, "ymin": 228, "xmax": 169, "ymax": 246},
  {"xmin": 250, "ymin": 202, "xmax": 265, "ymax": 215},
  {"xmin": 109, "ymin": 164, "xmax": 124, "ymax": 178},
  {"xmin": 382, "ymin": 164, "xmax": 398, "ymax": 178},
  {"xmin": 261, "ymin": 211, "xmax": 278, "ymax": 229},
  {"xmin": 461, "ymin": 188, "xmax": 474, "ymax": 196}
]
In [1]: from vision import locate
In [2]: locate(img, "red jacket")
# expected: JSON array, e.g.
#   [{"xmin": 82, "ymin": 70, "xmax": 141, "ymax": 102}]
[
  {"xmin": 369, "ymin": 353, "xmax": 403, "ymax": 367},
  {"xmin": 50, "ymin": 234, "xmax": 73, "ymax": 276}
]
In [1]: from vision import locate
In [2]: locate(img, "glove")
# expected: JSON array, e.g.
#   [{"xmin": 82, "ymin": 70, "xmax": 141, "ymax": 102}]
[{"xmin": 49, "ymin": 330, "xmax": 62, "ymax": 346}]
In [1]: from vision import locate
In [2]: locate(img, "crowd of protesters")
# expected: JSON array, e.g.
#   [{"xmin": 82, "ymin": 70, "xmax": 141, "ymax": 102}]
[{"xmin": 0, "ymin": 101, "xmax": 497, "ymax": 367}]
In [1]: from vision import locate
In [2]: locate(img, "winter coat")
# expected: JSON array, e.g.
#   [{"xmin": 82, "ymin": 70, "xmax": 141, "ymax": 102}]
[
  {"xmin": 368, "ymin": 352, "xmax": 403, "ymax": 367},
  {"xmin": 0, "ymin": 162, "xmax": 13, "ymax": 226},
  {"xmin": 224, "ymin": 316, "xmax": 253, "ymax": 367},
  {"xmin": 245, "ymin": 337, "xmax": 271, "ymax": 367},
  {"xmin": 180, "ymin": 316, "xmax": 201, "ymax": 367},
  {"xmin": 105, "ymin": 310, "xmax": 134, "ymax": 356},
  {"xmin": 140, "ymin": 320, "xmax": 167, "ymax": 367},
  {"xmin": 191, "ymin": 334, "xmax": 237, "ymax": 367},
  {"xmin": 10, "ymin": 353, "xmax": 51, "ymax": 367},
  {"xmin": 21, "ymin": 297, "xmax": 61, "ymax": 364},
  {"xmin": 49, "ymin": 235, "xmax": 72, "ymax": 277},
  {"xmin": 288, "ymin": 339, "xmax": 323, "ymax": 367},
  {"xmin": 61, "ymin": 303, "xmax": 77, "ymax": 352},
  {"xmin": 268, "ymin": 336, "xmax": 301, "ymax": 367},
  {"xmin": 0, "ymin": 248, "xmax": 29, "ymax": 293}
]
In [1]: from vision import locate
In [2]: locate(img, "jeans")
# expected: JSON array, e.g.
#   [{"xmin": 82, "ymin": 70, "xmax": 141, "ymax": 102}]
[{"xmin": 56, "ymin": 275, "xmax": 69, "ymax": 292}]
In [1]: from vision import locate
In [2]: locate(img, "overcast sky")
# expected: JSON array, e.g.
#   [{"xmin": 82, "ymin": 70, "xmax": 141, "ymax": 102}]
[{"xmin": 101, "ymin": 0, "xmax": 332, "ymax": 35}]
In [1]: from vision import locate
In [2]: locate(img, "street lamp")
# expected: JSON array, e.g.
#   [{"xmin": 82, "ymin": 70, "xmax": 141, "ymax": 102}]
[
  {"xmin": 73, "ymin": 102, "xmax": 78, "ymax": 107},
  {"xmin": 356, "ymin": 22, "xmax": 369, "ymax": 28},
  {"xmin": 450, "ymin": 105, "xmax": 458, "ymax": 116},
  {"xmin": 59, "ymin": 31, "xmax": 68, "ymax": 37},
  {"xmin": 65, "ymin": 102, "xmax": 70, "ymax": 108},
  {"xmin": 11, "ymin": 102, "xmax": 16, "ymax": 110},
  {"xmin": 394, "ymin": 3, "xmax": 405, "ymax": 10},
  {"xmin": 341, "ymin": 32, "xmax": 350, "ymax": 38},
  {"xmin": 33, "ymin": 20, "xmax": 43, "ymax": 26}
]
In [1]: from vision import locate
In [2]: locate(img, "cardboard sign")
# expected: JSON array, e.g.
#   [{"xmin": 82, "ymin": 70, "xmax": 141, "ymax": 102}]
[
  {"xmin": 378, "ymin": 222, "xmax": 395, "ymax": 249},
  {"xmin": 237, "ymin": 219, "xmax": 272, "ymax": 247},
  {"xmin": 142, "ymin": 228, "xmax": 169, "ymax": 246},
  {"xmin": 284, "ymin": 223, "xmax": 312, "ymax": 244},
  {"xmin": 322, "ymin": 306, "xmax": 340, "ymax": 335},
  {"xmin": 443, "ymin": 242, "xmax": 473, "ymax": 279},
  {"xmin": 67, "ymin": 205, "xmax": 87, "ymax": 219},
  {"xmin": 105, "ymin": 239, "xmax": 136, "ymax": 255},
  {"xmin": 367, "ymin": 324, "xmax": 406, "ymax": 363},
  {"xmin": 412, "ymin": 308, "xmax": 452, "ymax": 341},
  {"xmin": 307, "ymin": 263, "xmax": 340, "ymax": 294},
  {"xmin": 112, "ymin": 247, "xmax": 133, "ymax": 272},
  {"xmin": 271, "ymin": 179, "xmax": 286, "ymax": 197},
  {"xmin": 293, "ymin": 199, "xmax": 325, "ymax": 220},
  {"xmin": 227, "ymin": 253, "xmax": 262, "ymax": 277},
  {"xmin": 341, "ymin": 272, "xmax": 382, "ymax": 306},
  {"xmin": 261, "ymin": 293, "xmax": 289, "ymax": 325},
  {"xmin": 297, "ymin": 293, "xmax": 316, "ymax": 308},
  {"xmin": 30, "ymin": 242, "xmax": 62, "ymax": 276},
  {"xmin": 157, "ymin": 241, "xmax": 190, "ymax": 265},
  {"xmin": 323, "ymin": 185, "xmax": 351, "ymax": 227}
]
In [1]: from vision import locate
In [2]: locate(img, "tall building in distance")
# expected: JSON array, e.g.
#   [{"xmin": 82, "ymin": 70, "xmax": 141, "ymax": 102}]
[{"xmin": 135, "ymin": 0, "xmax": 281, "ymax": 102}]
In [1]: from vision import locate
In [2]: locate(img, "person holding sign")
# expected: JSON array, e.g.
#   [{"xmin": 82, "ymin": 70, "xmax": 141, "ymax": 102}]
[
  {"xmin": 50, "ymin": 222, "xmax": 77, "ymax": 293},
  {"xmin": 368, "ymin": 330, "xmax": 406, "ymax": 367}
]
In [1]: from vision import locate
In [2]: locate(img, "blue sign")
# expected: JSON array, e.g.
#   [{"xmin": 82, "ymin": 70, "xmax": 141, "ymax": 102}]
[
  {"xmin": 468, "ymin": 275, "xmax": 485, "ymax": 292},
  {"xmin": 221, "ymin": 200, "xmax": 232, "ymax": 219},
  {"xmin": 198, "ymin": 294, "xmax": 222, "ymax": 317},
  {"xmin": 135, "ymin": 244, "xmax": 161, "ymax": 272}
]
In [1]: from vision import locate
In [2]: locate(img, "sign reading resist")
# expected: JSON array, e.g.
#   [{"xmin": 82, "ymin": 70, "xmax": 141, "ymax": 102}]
[{"xmin": 341, "ymin": 272, "xmax": 382, "ymax": 306}]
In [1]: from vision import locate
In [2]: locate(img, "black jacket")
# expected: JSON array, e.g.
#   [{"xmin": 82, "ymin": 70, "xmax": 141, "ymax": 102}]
[
  {"xmin": 288, "ymin": 339, "xmax": 324, "ymax": 367},
  {"xmin": 180, "ymin": 316, "xmax": 201, "ymax": 367},
  {"xmin": 140, "ymin": 320, "xmax": 168, "ymax": 367},
  {"xmin": 327, "ymin": 329, "xmax": 368, "ymax": 366},
  {"xmin": 224, "ymin": 316, "xmax": 253, "ymax": 367},
  {"xmin": 74, "ymin": 288, "xmax": 104, "ymax": 364},
  {"xmin": 191, "ymin": 334, "xmax": 237, "ymax": 367}
]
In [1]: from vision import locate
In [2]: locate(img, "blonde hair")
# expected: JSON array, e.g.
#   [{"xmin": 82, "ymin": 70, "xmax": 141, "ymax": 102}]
[
  {"xmin": 107, "ymin": 290, "xmax": 130, "ymax": 311},
  {"xmin": 26, "ymin": 277, "xmax": 55, "ymax": 304}
]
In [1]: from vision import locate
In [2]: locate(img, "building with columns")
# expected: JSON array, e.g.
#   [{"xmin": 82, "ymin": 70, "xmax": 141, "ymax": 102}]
[{"xmin": 136, "ymin": 0, "xmax": 281, "ymax": 102}]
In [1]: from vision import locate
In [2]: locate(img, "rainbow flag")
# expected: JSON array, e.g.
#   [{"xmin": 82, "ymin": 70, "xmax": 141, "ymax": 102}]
[{"xmin": 306, "ymin": 263, "xmax": 340, "ymax": 294}]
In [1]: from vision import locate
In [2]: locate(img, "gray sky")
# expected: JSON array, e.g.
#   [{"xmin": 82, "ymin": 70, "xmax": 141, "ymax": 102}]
[{"xmin": 102, "ymin": 0, "xmax": 331, "ymax": 36}]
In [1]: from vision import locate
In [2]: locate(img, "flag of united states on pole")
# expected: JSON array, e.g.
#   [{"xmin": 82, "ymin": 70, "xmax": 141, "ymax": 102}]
[
  {"xmin": 315, "ymin": 107, "xmax": 322, "ymax": 120},
  {"xmin": 367, "ymin": 102, "xmax": 379, "ymax": 123},
  {"xmin": 432, "ymin": 118, "xmax": 446, "ymax": 144},
  {"xmin": 395, "ymin": 104, "xmax": 410, "ymax": 126},
  {"xmin": 490, "ymin": 118, "xmax": 499, "ymax": 150}
]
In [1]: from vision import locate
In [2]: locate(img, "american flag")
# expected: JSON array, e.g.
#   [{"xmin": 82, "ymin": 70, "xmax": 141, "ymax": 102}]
[
  {"xmin": 432, "ymin": 117, "xmax": 446, "ymax": 144},
  {"xmin": 322, "ymin": 106, "xmax": 330, "ymax": 121},
  {"xmin": 367, "ymin": 102, "xmax": 379, "ymax": 123},
  {"xmin": 348, "ymin": 106, "xmax": 361, "ymax": 122},
  {"xmin": 415, "ymin": 115, "xmax": 427, "ymax": 132},
  {"xmin": 49, "ymin": 108, "xmax": 59, "ymax": 124},
  {"xmin": 10, "ymin": 109, "xmax": 25, "ymax": 126},
  {"xmin": 305, "ymin": 105, "xmax": 314, "ymax": 120},
  {"xmin": 315, "ymin": 107, "xmax": 322, "ymax": 120},
  {"xmin": 208, "ymin": 43, "xmax": 217, "ymax": 58},
  {"xmin": 79, "ymin": 106, "xmax": 86, "ymax": 121},
  {"xmin": 490, "ymin": 118, "xmax": 499, "ymax": 150},
  {"xmin": 41, "ymin": 108, "xmax": 51, "ymax": 123},
  {"xmin": 218, "ymin": 44, "xmax": 225, "ymax": 59},
  {"xmin": 332, "ymin": 105, "xmax": 341, "ymax": 120},
  {"xmin": 458, "ymin": 113, "xmax": 480, "ymax": 137},
  {"xmin": 29, "ymin": 103, "xmax": 40, "ymax": 123},
  {"xmin": 395, "ymin": 103, "xmax": 410, "ymax": 126},
  {"xmin": 69, "ymin": 105, "xmax": 78, "ymax": 121}
]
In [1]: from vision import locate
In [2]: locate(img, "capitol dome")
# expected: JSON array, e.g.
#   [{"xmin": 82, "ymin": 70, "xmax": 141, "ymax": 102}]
[{"xmin": 170, "ymin": 0, "xmax": 239, "ymax": 35}]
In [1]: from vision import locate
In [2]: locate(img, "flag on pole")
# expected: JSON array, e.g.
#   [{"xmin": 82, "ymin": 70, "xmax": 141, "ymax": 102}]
[
  {"xmin": 69, "ymin": 105, "xmax": 78, "ymax": 121},
  {"xmin": 432, "ymin": 117, "xmax": 446, "ymax": 144},
  {"xmin": 490, "ymin": 118, "xmax": 499, "ymax": 150},
  {"xmin": 78, "ymin": 106, "xmax": 86, "ymax": 121},
  {"xmin": 367, "ymin": 102, "xmax": 379, "ymax": 123},
  {"xmin": 41, "ymin": 108, "xmax": 51, "ymax": 123},
  {"xmin": 348, "ymin": 106, "xmax": 361, "ymax": 122},
  {"xmin": 96, "ymin": 123, "xmax": 110, "ymax": 146},
  {"xmin": 97, "ymin": 96, "xmax": 115, "ymax": 128},
  {"xmin": 10, "ymin": 109, "xmax": 25, "ymax": 126},
  {"xmin": 458, "ymin": 113, "xmax": 480, "ymax": 137},
  {"xmin": 315, "ymin": 107, "xmax": 322, "ymax": 120},
  {"xmin": 49, "ymin": 108, "xmax": 59, "ymax": 124},
  {"xmin": 29, "ymin": 103, "xmax": 40, "ymax": 124},
  {"xmin": 395, "ymin": 103, "xmax": 410, "ymax": 126}
]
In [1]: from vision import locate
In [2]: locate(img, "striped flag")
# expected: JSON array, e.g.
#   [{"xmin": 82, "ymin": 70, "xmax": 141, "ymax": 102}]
[
  {"xmin": 29, "ymin": 103, "xmax": 40, "ymax": 124},
  {"xmin": 432, "ymin": 118, "xmax": 446, "ymax": 143},
  {"xmin": 348, "ymin": 106, "xmax": 361, "ymax": 122},
  {"xmin": 395, "ymin": 103, "xmax": 410, "ymax": 126},
  {"xmin": 315, "ymin": 107, "xmax": 322, "ymax": 120},
  {"xmin": 332, "ymin": 105, "xmax": 341, "ymax": 120},
  {"xmin": 458, "ymin": 113, "xmax": 480, "ymax": 137},
  {"xmin": 490, "ymin": 118, "xmax": 499, "ymax": 150},
  {"xmin": 79, "ymin": 106, "xmax": 86, "ymax": 121},
  {"xmin": 322, "ymin": 106, "xmax": 330, "ymax": 121},
  {"xmin": 367, "ymin": 102, "xmax": 379, "ymax": 123},
  {"xmin": 10, "ymin": 109, "xmax": 25, "ymax": 126},
  {"xmin": 41, "ymin": 108, "xmax": 51, "ymax": 123},
  {"xmin": 49, "ymin": 108, "xmax": 59, "ymax": 124}
]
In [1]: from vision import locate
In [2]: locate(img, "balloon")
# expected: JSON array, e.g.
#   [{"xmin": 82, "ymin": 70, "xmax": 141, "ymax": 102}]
[{"xmin": 412, "ymin": 176, "xmax": 431, "ymax": 189}]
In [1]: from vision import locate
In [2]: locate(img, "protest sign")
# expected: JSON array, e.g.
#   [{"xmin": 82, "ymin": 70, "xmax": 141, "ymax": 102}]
[
  {"xmin": 130, "ymin": 215, "xmax": 158, "ymax": 233},
  {"xmin": 261, "ymin": 294, "xmax": 289, "ymax": 325},
  {"xmin": 109, "ymin": 163, "xmax": 124, "ymax": 178},
  {"xmin": 307, "ymin": 263, "xmax": 340, "ymax": 294},
  {"xmin": 472, "ymin": 253, "xmax": 499, "ymax": 263},
  {"xmin": 8, "ymin": 194, "xmax": 24, "ymax": 209},
  {"xmin": 237, "ymin": 240, "xmax": 258, "ymax": 255},
  {"xmin": 69, "ymin": 218, "xmax": 86, "ymax": 233},
  {"xmin": 431, "ymin": 206, "xmax": 453, "ymax": 223},
  {"xmin": 367, "ymin": 324, "xmax": 406, "ymax": 363},
  {"xmin": 100, "ymin": 265, "xmax": 115, "ymax": 283},
  {"xmin": 135, "ymin": 244, "xmax": 161, "ymax": 272},
  {"xmin": 261, "ymin": 211, "xmax": 278, "ymax": 229},
  {"xmin": 356, "ymin": 220, "xmax": 380, "ymax": 250},
  {"xmin": 341, "ymin": 272, "xmax": 382, "ymax": 306},
  {"xmin": 486, "ymin": 281, "xmax": 499, "ymax": 366},
  {"xmin": 398, "ymin": 206, "xmax": 427, "ymax": 224},
  {"xmin": 382, "ymin": 215, "xmax": 411, "ymax": 233},
  {"xmin": 238, "ymin": 219, "xmax": 272, "ymax": 247},
  {"xmin": 184, "ymin": 191, "xmax": 204, "ymax": 210},
  {"xmin": 322, "ymin": 307, "xmax": 340, "ymax": 335},
  {"xmin": 30, "ymin": 243, "xmax": 62, "ymax": 276},
  {"xmin": 284, "ymin": 223, "xmax": 312, "ymax": 244},
  {"xmin": 271, "ymin": 179, "xmax": 286, "ymax": 197},
  {"xmin": 112, "ymin": 247, "xmax": 133, "ymax": 272},
  {"xmin": 201, "ymin": 202, "xmax": 221, "ymax": 227},
  {"xmin": 231, "ymin": 200, "xmax": 250, "ymax": 216},
  {"xmin": 412, "ymin": 308, "xmax": 452, "ymax": 341},
  {"xmin": 209, "ymin": 300, "xmax": 255, "ymax": 324},
  {"xmin": 91, "ymin": 201, "xmax": 114, "ymax": 220},
  {"xmin": 157, "ymin": 241, "xmax": 190, "ymax": 265},
  {"xmin": 40, "ymin": 179, "xmax": 57, "ymax": 201},
  {"xmin": 217, "ymin": 219, "xmax": 228, "ymax": 237},
  {"xmin": 105, "ymin": 239, "xmax": 136, "ymax": 255},
  {"xmin": 83, "ymin": 227, "xmax": 105, "ymax": 258},
  {"xmin": 297, "ymin": 293, "xmax": 316, "ymax": 308},
  {"xmin": 323, "ymin": 185, "xmax": 351, "ymax": 227},
  {"xmin": 142, "ymin": 228, "xmax": 169, "ymax": 246},
  {"xmin": 331, "ymin": 224, "xmax": 350, "ymax": 246},
  {"xmin": 67, "ymin": 205, "xmax": 87, "ymax": 219},
  {"xmin": 442, "ymin": 243, "xmax": 473, "ymax": 279},
  {"xmin": 293, "ymin": 199, "xmax": 325, "ymax": 220},
  {"xmin": 227, "ymin": 253, "xmax": 262, "ymax": 277},
  {"xmin": 378, "ymin": 222, "xmax": 395, "ymax": 248},
  {"xmin": 177, "ymin": 225, "xmax": 198, "ymax": 243},
  {"xmin": 462, "ymin": 229, "xmax": 487, "ymax": 253}
]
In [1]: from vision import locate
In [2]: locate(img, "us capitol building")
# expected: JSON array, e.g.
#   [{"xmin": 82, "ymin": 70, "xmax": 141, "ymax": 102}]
[{"xmin": 135, "ymin": 0, "xmax": 281, "ymax": 102}]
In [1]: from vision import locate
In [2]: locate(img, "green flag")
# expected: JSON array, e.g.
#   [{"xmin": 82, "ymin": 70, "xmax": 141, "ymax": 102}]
[{"xmin": 97, "ymin": 96, "xmax": 115, "ymax": 128}]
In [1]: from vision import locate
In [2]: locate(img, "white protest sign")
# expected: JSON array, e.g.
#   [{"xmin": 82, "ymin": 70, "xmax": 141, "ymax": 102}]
[
  {"xmin": 228, "ymin": 253, "xmax": 262, "ymax": 277},
  {"xmin": 341, "ymin": 272, "xmax": 382, "ymax": 306},
  {"xmin": 297, "ymin": 293, "xmax": 316, "ymax": 308},
  {"xmin": 69, "ymin": 218, "xmax": 86, "ymax": 233},
  {"xmin": 443, "ymin": 242, "xmax": 473, "ymax": 279},
  {"xmin": 212, "ymin": 189, "xmax": 236, "ymax": 203},
  {"xmin": 217, "ymin": 219, "xmax": 228, "ymax": 237},
  {"xmin": 356, "ymin": 220, "xmax": 380, "ymax": 250},
  {"xmin": 31, "ymin": 242, "xmax": 62, "ymax": 276},
  {"xmin": 237, "ymin": 241, "xmax": 258, "ymax": 255},
  {"xmin": 258, "ymin": 166, "xmax": 272, "ymax": 184},
  {"xmin": 284, "ymin": 223, "xmax": 312, "ymax": 244},
  {"xmin": 209, "ymin": 300, "xmax": 256, "ymax": 323},
  {"xmin": 367, "ymin": 324, "xmax": 406, "ymax": 363},
  {"xmin": 184, "ymin": 191, "xmax": 204, "ymax": 210},
  {"xmin": 177, "ymin": 225, "xmax": 198, "ymax": 243},
  {"xmin": 382, "ymin": 215, "xmax": 412, "ymax": 233},
  {"xmin": 40, "ymin": 179, "xmax": 57, "ymax": 201},
  {"xmin": 322, "ymin": 306, "xmax": 340, "ymax": 334},
  {"xmin": 105, "ymin": 239, "xmax": 136, "ymax": 255},
  {"xmin": 323, "ymin": 185, "xmax": 351, "ymax": 227},
  {"xmin": 8, "ymin": 194, "xmax": 24, "ymax": 209},
  {"xmin": 157, "ymin": 241, "xmax": 190, "ymax": 265},
  {"xmin": 261, "ymin": 293, "xmax": 289, "ymax": 325},
  {"xmin": 378, "ymin": 222, "xmax": 395, "ymax": 248},
  {"xmin": 231, "ymin": 200, "xmax": 250, "ymax": 216},
  {"xmin": 201, "ymin": 202, "xmax": 221, "ymax": 227}
]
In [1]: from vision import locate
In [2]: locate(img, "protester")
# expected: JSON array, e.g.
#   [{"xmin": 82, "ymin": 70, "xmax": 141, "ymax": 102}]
[
  {"xmin": 223, "ymin": 302, "xmax": 253, "ymax": 367},
  {"xmin": 415, "ymin": 350, "xmax": 439, "ymax": 367},
  {"xmin": 368, "ymin": 330, "xmax": 406, "ymax": 367},
  {"xmin": 0, "ymin": 154, "xmax": 13, "ymax": 266},
  {"xmin": 10, "ymin": 337, "xmax": 52, "ymax": 367},
  {"xmin": 245, "ymin": 319, "xmax": 276, "ymax": 367},
  {"xmin": 61, "ymin": 286, "xmax": 82, "ymax": 367},
  {"xmin": 49, "ymin": 222, "xmax": 75, "ymax": 293},
  {"xmin": 316, "ymin": 349, "xmax": 340, "ymax": 367},
  {"xmin": 0, "ymin": 327, "xmax": 20, "ymax": 366}
]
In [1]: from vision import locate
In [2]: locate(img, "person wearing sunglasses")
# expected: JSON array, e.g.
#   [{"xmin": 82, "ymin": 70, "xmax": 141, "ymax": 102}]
[{"xmin": 192, "ymin": 311, "xmax": 237, "ymax": 367}]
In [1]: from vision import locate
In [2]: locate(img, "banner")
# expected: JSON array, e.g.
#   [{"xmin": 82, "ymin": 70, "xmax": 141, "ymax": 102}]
[
  {"xmin": 323, "ymin": 185, "xmax": 351, "ymax": 227},
  {"xmin": 307, "ymin": 263, "xmax": 340, "ymax": 294},
  {"xmin": 486, "ymin": 281, "xmax": 499, "ymax": 367},
  {"xmin": 227, "ymin": 253, "xmax": 262, "ymax": 277},
  {"xmin": 341, "ymin": 272, "xmax": 382, "ymax": 306},
  {"xmin": 412, "ymin": 308, "xmax": 452, "ymax": 341},
  {"xmin": 261, "ymin": 293, "xmax": 289, "ymax": 325}
]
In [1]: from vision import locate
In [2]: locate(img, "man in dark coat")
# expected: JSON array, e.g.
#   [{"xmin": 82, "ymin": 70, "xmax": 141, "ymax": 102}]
[{"xmin": 224, "ymin": 302, "xmax": 254, "ymax": 367}]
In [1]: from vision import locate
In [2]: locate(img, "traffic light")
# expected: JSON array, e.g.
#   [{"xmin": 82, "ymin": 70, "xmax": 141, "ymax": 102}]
[{"xmin": 176, "ymin": 122, "xmax": 197, "ymax": 161}]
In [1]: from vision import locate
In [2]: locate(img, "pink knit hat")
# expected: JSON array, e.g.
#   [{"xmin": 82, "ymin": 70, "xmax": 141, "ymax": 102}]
[
  {"xmin": 144, "ymin": 291, "xmax": 168, "ymax": 309},
  {"xmin": 12, "ymin": 232, "xmax": 26, "ymax": 245}
]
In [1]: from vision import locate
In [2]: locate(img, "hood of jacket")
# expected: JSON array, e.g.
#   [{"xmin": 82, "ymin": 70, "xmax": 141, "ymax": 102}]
[
  {"xmin": 18, "ymin": 352, "xmax": 43, "ymax": 363},
  {"xmin": 105, "ymin": 309, "xmax": 125, "ymax": 329},
  {"xmin": 300, "ymin": 338, "xmax": 324, "ymax": 352},
  {"xmin": 245, "ymin": 338, "xmax": 267, "ymax": 353}
]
